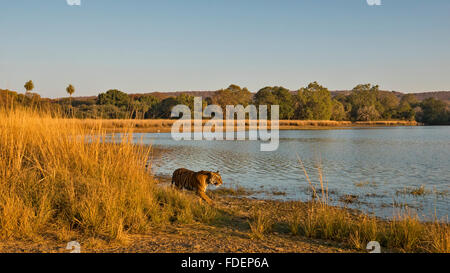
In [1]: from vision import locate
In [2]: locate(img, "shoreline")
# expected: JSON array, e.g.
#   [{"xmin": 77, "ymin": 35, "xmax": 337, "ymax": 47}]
[
  {"xmin": 71, "ymin": 119, "xmax": 419, "ymax": 133},
  {"xmin": 0, "ymin": 194, "xmax": 355, "ymax": 253},
  {"xmin": 2, "ymin": 185, "xmax": 446, "ymax": 253}
]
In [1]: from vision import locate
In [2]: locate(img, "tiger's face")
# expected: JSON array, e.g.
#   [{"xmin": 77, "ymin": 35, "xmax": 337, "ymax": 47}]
[{"xmin": 208, "ymin": 171, "xmax": 223, "ymax": 187}]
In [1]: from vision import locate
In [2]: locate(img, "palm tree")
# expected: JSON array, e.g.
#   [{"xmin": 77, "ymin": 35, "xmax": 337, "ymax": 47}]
[
  {"xmin": 66, "ymin": 84, "xmax": 75, "ymax": 116},
  {"xmin": 24, "ymin": 80, "xmax": 34, "ymax": 94},
  {"xmin": 66, "ymin": 84, "xmax": 75, "ymax": 98}
]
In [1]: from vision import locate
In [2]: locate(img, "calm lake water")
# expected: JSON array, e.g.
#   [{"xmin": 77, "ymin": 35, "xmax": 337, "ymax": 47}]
[{"xmin": 133, "ymin": 127, "xmax": 450, "ymax": 219}]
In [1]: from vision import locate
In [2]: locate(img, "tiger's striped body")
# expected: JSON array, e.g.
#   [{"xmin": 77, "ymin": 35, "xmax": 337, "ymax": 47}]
[{"xmin": 171, "ymin": 168, "xmax": 223, "ymax": 204}]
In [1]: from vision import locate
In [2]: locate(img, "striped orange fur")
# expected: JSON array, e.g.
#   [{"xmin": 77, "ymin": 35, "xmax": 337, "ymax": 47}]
[{"xmin": 171, "ymin": 168, "xmax": 223, "ymax": 204}]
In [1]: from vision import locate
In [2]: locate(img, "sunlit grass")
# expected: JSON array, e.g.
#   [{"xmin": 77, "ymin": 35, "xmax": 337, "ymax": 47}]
[
  {"xmin": 248, "ymin": 209, "xmax": 273, "ymax": 240},
  {"xmin": 0, "ymin": 108, "xmax": 218, "ymax": 242}
]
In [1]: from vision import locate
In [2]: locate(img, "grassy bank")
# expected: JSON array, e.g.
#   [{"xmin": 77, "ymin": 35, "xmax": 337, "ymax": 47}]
[
  {"xmin": 69, "ymin": 119, "xmax": 418, "ymax": 133},
  {"xmin": 211, "ymin": 185, "xmax": 449, "ymax": 253},
  {"xmin": 283, "ymin": 201, "xmax": 449, "ymax": 253},
  {"xmin": 276, "ymin": 163, "xmax": 449, "ymax": 253}
]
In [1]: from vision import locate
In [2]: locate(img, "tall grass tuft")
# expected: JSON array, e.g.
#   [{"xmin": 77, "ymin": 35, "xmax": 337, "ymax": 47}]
[
  {"xmin": 385, "ymin": 212, "xmax": 424, "ymax": 252},
  {"xmin": 427, "ymin": 220, "xmax": 449, "ymax": 253},
  {"xmin": 248, "ymin": 209, "xmax": 273, "ymax": 239}
]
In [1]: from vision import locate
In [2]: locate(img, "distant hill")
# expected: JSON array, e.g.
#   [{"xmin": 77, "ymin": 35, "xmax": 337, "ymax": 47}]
[
  {"xmin": 128, "ymin": 91, "xmax": 218, "ymax": 100},
  {"xmin": 330, "ymin": 90, "xmax": 450, "ymax": 104},
  {"xmin": 405, "ymin": 91, "xmax": 450, "ymax": 103}
]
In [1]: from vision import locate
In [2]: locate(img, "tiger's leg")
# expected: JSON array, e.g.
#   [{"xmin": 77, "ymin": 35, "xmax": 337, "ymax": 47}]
[
  {"xmin": 197, "ymin": 189, "xmax": 213, "ymax": 205},
  {"xmin": 171, "ymin": 179, "xmax": 179, "ymax": 190},
  {"xmin": 171, "ymin": 172, "xmax": 178, "ymax": 189}
]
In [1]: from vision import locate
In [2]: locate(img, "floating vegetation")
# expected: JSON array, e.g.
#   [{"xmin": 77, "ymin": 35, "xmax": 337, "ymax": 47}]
[
  {"xmin": 365, "ymin": 193, "xmax": 384, "ymax": 198},
  {"xmin": 432, "ymin": 188, "xmax": 449, "ymax": 198},
  {"xmin": 396, "ymin": 185, "xmax": 430, "ymax": 197},
  {"xmin": 339, "ymin": 194, "xmax": 360, "ymax": 204},
  {"xmin": 271, "ymin": 191, "xmax": 287, "ymax": 196},
  {"xmin": 354, "ymin": 181, "xmax": 378, "ymax": 188}
]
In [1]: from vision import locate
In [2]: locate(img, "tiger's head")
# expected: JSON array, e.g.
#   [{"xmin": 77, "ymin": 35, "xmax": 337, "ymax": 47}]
[{"xmin": 207, "ymin": 171, "xmax": 223, "ymax": 187}]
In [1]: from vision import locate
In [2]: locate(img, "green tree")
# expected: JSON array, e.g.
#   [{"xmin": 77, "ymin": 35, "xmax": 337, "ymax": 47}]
[
  {"xmin": 97, "ymin": 89, "xmax": 131, "ymax": 118},
  {"xmin": 66, "ymin": 84, "xmax": 75, "ymax": 97},
  {"xmin": 213, "ymin": 84, "xmax": 253, "ymax": 111},
  {"xmin": 296, "ymin": 82, "xmax": 332, "ymax": 120},
  {"xmin": 418, "ymin": 98, "xmax": 449, "ymax": 125},
  {"xmin": 177, "ymin": 93, "xmax": 196, "ymax": 109},
  {"xmin": 376, "ymin": 92, "xmax": 399, "ymax": 119},
  {"xmin": 151, "ymin": 94, "xmax": 207, "ymax": 118},
  {"xmin": 129, "ymin": 95, "xmax": 161, "ymax": 119},
  {"xmin": 334, "ymin": 94, "xmax": 352, "ymax": 115},
  {"xmin": 397, "ymin": 94, "xmax": 418, "ymax": 121},
  {"xmin": 357, "ymin": 105, "xmax": 380, "ymax": 121},
  {"xmin": 254, "ymin": 86, "xmax": 295, "ymax": 119},
  {"xmin": 154, "ymin": 97, "xmax": 180, "ymax": 118},
  {"xmin": 97, "ymin": 104, "xmax": 128, "ymax": 119},
  {"xmin": 331, "ymin": 99, "xmax": 347, "ymax": 121},
  {"xmin": 399, "ymin": 94, "xmax": 419, "ymax": 108},
  {"xmin": 139, "ymin": 95, "xmax": 160, "ymax": 118},
  {"xmin": 97, "ymin": 89, "xmax": 130, "ymax": 108},
  {"xmin": 348, "ymin": 84, "xmax": 380, "ymax": 121}
]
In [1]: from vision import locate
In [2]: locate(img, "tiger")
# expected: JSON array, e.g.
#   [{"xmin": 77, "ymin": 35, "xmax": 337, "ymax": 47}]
[{"xmin": 171, "ymin": 168, "xmax": 223, "ymax": 204}]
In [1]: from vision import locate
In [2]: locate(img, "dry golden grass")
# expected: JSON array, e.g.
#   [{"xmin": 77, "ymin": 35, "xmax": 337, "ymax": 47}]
[
  {"xmin": 248, "ymin": 209, "xmax": 274, "ymax": 240},
  {"xmin": 67, "ymin": 119, "xmax": 417, "ymax": 133},
  {"xmin": 0, "ymin": 108, "xmax": 218, "ymax": 243},
  {"xmin": 355, "ymin": 120, "xmax": 418, "ymax": 126}
]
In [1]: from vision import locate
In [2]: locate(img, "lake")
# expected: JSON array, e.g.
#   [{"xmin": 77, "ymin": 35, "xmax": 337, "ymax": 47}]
[{"xmin": 133, "ymin": 127, "xmax": 449, "ymax": 219}]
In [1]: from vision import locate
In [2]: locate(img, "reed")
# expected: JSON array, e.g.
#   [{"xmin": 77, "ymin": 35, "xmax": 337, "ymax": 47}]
[{"xmin": 248, "ymin": 209, "xmax": 273, "ymax": 240}]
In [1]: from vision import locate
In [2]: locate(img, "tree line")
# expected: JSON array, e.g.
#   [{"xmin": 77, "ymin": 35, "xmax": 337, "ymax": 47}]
[{"xmin": 1, "ymin": 81, "xmax": 449, "ymax": 125}]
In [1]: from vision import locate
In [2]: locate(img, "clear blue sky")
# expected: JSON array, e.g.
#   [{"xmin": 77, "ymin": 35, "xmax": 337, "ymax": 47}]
[{"xmin": 1, "ymin": 0, "xmax": 449, "ymax": 98}]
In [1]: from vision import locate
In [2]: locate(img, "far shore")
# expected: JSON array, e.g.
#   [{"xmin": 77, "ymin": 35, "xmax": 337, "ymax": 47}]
[{"xmin": 72, "ymin": 119, "xmax": 419, "ymax": 133}]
